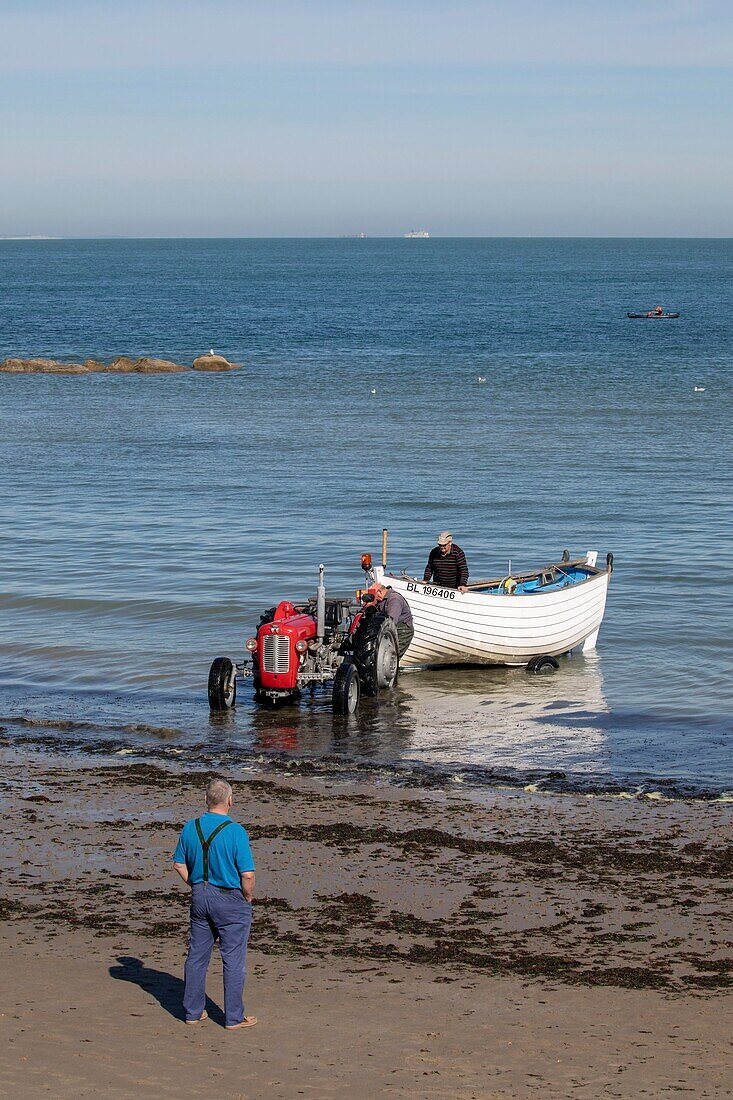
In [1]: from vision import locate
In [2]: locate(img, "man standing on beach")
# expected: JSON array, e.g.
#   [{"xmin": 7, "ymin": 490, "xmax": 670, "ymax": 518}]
[
  {"xmin": 172, "ymin": 778, "xmax": 257, "ymax": 1029},
  {"xmin": 423, "ymin": 531, "xmax": 469, "ymax": 592}
]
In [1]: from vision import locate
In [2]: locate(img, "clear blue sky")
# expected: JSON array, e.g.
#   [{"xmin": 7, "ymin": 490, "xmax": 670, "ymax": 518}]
[{"xmin": 1, "ymin": 0, "xmax": 731, "ymax": 236}]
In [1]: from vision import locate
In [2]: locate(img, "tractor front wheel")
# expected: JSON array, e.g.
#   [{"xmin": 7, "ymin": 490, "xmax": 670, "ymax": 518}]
[
  {"xmin": 332, "ymin": 661, "xmax": 361, "ymax": 715},
  {"xmin": 208, "ymin": 656, "xmax": 237, "ymax": 710}
]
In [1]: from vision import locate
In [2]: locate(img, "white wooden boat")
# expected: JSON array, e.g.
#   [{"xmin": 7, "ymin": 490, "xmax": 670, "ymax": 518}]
[{"xmin": 366, "ymin": 551, "xmax": 612, "ymax": 668}]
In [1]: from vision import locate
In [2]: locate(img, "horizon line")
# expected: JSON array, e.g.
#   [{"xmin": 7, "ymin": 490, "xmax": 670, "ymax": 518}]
[{"xmin": 2, "ymin": 234, "xmax": 732, "ymax": 242}]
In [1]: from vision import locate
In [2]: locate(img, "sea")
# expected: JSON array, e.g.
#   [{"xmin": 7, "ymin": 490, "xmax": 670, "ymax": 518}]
[{"xmin": 1, "ymin": 237, "xmax": 731, "ymax": 798}]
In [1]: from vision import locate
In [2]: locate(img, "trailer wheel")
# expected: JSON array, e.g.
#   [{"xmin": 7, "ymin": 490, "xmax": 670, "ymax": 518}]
[
  {"xmin": 332, "ymin": 661, "xmax": 360, "ymax": 715},
  {"xmin": 208, "ymin": 656, "xmax": 237, "ymax": 710},
  {"xmin": 526, "ymin": 654, "xmax": 560, "ymax": 674},
  {"xmin": 351, "ymin": 612, "xmax": 399, "ymax": 696}
]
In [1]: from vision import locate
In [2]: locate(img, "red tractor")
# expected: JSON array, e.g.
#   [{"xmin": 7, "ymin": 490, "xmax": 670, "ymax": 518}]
[{"xmin": 208, "ymin": 565, "xmax": 399, "ymax": 715}]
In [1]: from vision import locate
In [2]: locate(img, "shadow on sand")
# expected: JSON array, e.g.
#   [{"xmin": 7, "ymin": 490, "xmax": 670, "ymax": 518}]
[{"xmin": 109, "ymin": 956, "xmax": 225, "ymax": 1026}]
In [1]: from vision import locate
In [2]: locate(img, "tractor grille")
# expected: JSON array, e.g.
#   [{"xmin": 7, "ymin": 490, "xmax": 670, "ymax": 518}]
[{"xmin": 262, "ymin": 634, "xmax": 290, "ymax": 674}]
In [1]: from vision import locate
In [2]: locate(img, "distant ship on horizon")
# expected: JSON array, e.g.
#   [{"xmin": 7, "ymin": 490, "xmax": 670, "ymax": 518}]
[{"xmin": 404, "ymin": 229, "xmax": 430, "ymax": 238}]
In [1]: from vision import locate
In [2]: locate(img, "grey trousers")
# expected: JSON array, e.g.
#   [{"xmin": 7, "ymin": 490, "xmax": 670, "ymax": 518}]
[
  {"xmin": 183, "ymin": 882, "xmax": 252, "ymax": 1025},
  {"xmin": 396, "ymin": 623, "xmax": 414, "ymax": 658}
]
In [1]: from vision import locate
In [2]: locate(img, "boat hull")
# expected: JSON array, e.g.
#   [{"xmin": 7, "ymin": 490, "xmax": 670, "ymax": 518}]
[
  {"xmin": 626, "ymin": 312, "xmax": 680, "ymax": 319},
  {"xmin": 378, "ymin": 568, "xmax": 610, "ymax": 668}
]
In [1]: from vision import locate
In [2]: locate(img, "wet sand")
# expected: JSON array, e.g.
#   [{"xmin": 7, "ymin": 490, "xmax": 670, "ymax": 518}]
[{"xmin": 0, "ymin": 746, "xmax": 730, "ymax": 1097}]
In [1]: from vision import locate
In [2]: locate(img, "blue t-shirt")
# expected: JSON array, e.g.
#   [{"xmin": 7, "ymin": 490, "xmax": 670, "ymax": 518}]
[{"xmin": 173, "ymin": 813, "xmax": 255, "ymax": 890}]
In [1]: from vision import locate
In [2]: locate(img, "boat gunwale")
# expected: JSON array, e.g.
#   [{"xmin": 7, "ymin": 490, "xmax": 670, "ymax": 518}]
[{"xmin": 391, "ymin": 556, "xmax": 609, "ymax": 596}]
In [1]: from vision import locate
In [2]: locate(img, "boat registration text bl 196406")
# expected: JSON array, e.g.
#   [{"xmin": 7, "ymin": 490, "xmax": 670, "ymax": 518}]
[{"xmin": 406, "ymin": 583, "xmax": 456, "ymax": 599}]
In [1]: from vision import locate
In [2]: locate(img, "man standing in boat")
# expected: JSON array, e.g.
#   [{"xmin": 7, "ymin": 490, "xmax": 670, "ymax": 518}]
[{"xmin": 423, "ymin": 531, "xmax": 469, "ymax": 592}]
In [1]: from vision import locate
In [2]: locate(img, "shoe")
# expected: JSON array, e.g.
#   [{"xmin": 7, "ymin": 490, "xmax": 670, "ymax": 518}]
[
  {"xmin": 185, "ymin": 1010, "xmax": 208, "ymax": 1024},
  {"xmin": 225, "ymin": 1016, "xmax": 258, "ymax": 1030}
]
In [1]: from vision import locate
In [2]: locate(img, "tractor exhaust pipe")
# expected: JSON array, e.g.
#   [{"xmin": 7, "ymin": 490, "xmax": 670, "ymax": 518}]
[
  {"xmin": 381, "ymin": 528, "xmax": 388, "ymax": 568},
  {"xmin": 316, "ymin": 564, "xmax": 326, "ymax": 641}
]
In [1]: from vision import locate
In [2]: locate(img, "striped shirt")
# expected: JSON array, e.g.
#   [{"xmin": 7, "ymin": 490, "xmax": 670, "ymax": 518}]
[{"xmin": 423, "ymin": 544, "xmax": 469, "ymax": 588}]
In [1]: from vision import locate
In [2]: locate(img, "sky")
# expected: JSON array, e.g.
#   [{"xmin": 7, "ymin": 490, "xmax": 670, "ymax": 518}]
[{"xmin": 0, "ymin": 0, "xmax": 731, "ymax": 237}]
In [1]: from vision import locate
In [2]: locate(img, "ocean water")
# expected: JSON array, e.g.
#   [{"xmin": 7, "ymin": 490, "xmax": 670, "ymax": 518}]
[{"xmin": 0, "ymin": 238, "xmax": 731, "ymax": 796}]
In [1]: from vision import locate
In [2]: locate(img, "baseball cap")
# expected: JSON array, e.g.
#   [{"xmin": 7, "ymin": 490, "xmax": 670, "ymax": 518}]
[{"xmin": 437, "ymin": 531, "xmax": 452, "ymax": 545}]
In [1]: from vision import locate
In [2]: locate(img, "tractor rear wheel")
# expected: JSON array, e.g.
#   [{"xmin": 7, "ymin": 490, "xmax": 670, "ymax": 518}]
[
  {"xmin": 351, "ymin": 612, "xmax": 399, "ymax": 696},
  {"xmin": 332, "ymin": 661, "xmax": 361, "ymax": 715},
  {"xmin": 209, "ymin": 656, "xmax": 237, "ymax": 710}
]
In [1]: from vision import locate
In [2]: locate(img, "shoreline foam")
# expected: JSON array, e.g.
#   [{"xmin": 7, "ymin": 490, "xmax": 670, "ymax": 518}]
[{"xmin": 2, "ymin": 711, "xmax": 731, "ymax": 802}]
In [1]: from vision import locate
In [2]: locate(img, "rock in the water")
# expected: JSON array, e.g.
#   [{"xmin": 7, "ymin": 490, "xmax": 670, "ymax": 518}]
[
  {"xmin": 0, "ymin": 357, "xmax": 90, "ymax": 373},
  {"xmin": 130, "ymin": 357, "xmax": 188, "ymax": 373},
  {"xmin": 0, "ymin": 358, "xmax": 37, "ymax": 372},
  {"xmin": 98, "ymin": 356, "xmax": 186, "ymax": 373},
  {"xmin": 103, "ymin": 357, "xmax": 137, "ymax": 372},
  {"xmin": 192, "ymin": 353, "xmax": 238, "ymax": 371},
  {"xmin": 0, "ymin": 354, "xmax": 232, "ymax": 374}
]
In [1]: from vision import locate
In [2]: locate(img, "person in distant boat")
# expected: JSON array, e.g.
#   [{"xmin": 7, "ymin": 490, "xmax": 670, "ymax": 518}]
[
  {"xmin": 647, "ymin": 305, "xmax": 665, "ymax": 317},
  {"xmin": 370, "ymin": 582, "xmax": 414, "ymax": 657},
  {"xmin": 423, "ymin": 531, "xmax": 469, "ymax": 592}
]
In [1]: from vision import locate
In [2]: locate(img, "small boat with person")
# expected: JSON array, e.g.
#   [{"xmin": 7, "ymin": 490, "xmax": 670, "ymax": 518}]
[
  {"xmin": 362, "ymin": 536, "xmax": 613, "ymax": 670},
  {"xmin": 627, "ymin": 306, "xmax": 680, "ymax": 319}
]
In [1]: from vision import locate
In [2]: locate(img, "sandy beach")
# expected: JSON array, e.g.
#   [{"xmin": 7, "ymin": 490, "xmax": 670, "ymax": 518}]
[{"xmin": 0, "ymin": 744, "xmax": 730, "ymax": 1098}]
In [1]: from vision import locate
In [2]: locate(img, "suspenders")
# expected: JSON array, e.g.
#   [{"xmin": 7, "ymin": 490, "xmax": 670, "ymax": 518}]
[{"xmin": 194, "ymin": 818, "xmax": 233, "ymax": 882}]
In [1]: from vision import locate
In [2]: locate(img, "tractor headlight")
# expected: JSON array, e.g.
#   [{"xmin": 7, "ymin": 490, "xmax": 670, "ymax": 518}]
[
  {"xmin": 295, "ymin": 640, "xmax": 308, "ymax": 654},
  {"xmin": 245, "ymin": 637, "xmax": 258, "ymax": 652}
]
